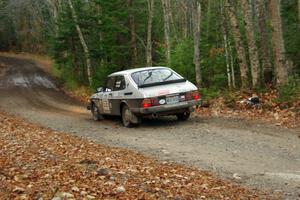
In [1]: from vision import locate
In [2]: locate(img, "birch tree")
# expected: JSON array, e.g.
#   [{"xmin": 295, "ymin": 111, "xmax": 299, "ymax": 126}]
[
  {"xmin": 221, "ymin": 1, "xmax": 232, "ymax": 89},
  {"xmin": 256, "ymin": 0, "xmax": 272, "ymax": 84},
  {"xmin": 128, "ymin": 0, "xmax": 138, "ymax": 67},
  {"xmin": 146, "ymin": 0, "xmax": 154, "ymax": 67},
  {"xmin": 47, "ymin": 0, "xmax": 61, "ymax": 35},
  {"xmin": 228, "ymin": 39, "xmax": 236, "ymax": 88},
  {"xmin": 180, "ymin": 0, "xmax": 188, "ymax": 39},
  {"xmin": 161, "ymin": 0, "xmax": 171, "ymax": 66},
  {"xmin": 67, "ymin": 0, "xmax": 92, "ymax": 86},
  {"xmin": 241, "ymin": 0, "xmax": 260, "ymax": 87},
  {"xmin": 225, "ymin": 0, "xmax": 249, "ymax": 89},
  {"xmin": 192, "ymin": 0, "xmax": 202, "ymax": 88},
  {"xmin": 166, "ymin": 0, "xmax": 177, "ymax": 41},
  {"xmin": 269, "ymin": 0, "xmax": 288, "ymax": 86}
]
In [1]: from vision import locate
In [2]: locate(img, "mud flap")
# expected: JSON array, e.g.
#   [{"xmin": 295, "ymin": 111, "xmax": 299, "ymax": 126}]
[{"xmin": 130, "ymin": 111, "xmax": 141, "ymax": 124}]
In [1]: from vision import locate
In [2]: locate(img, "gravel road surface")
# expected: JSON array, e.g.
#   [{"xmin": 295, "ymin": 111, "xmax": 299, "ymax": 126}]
[{"xmin": 0, "ymin": 55, "xmax": 299, "ymax": 199}]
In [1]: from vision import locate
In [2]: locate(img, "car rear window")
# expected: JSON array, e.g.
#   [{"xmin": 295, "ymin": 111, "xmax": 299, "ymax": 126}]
[{"xmin": 131, "ymin": 68, "xmax": 185, "ymax": 88}]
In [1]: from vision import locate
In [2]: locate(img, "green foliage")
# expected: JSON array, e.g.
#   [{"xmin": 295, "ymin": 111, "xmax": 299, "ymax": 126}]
[
  {"xmin": 201, "ymin": 88, "xmax": 221, "ymax": 101},
  {"xmin": 171, "ymin": 39, "xmax": 195, "ymax": 82},
  {"xmin": 275, "ymin": 76, "xmax": 300, "ymax": 103},
  {"xmin": 0, "ymin": 0, "xmax": 299, "ymax": 103},
  {"xmin": 50, "ymin": 64, "xmax": 63, "ymax": 78},
  {"xmin": 281, "ymin": 0, "xmax": 300, "ymax": 72},
  {"xmin": 91, "ymin": 63, "xmax": 120, "ymax": 89},
  {"xmin": 51, "ymin": 63, "xmax": 79, "ymax": 90}
]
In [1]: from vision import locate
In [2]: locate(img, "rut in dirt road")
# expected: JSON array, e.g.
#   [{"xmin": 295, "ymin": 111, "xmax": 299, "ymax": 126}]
[{"xmin": 0, "ymin": 55, "xmax": 300, "ymax": 199}]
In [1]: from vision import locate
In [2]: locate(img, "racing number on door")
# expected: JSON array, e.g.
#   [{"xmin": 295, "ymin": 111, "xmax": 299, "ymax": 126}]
[{"xmin": 102, "ymin": 76, "xmax": 115, "ymax": 114}]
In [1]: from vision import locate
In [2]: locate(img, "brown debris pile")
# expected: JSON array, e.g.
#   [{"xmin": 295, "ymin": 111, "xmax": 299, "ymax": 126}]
[
  {"xmin": 0, "ymin": 112, "xmax": 271, "ymax": 199},
  {"xmin": 197, "ymin": 90, "xmax": 300, "ymax": 128}
]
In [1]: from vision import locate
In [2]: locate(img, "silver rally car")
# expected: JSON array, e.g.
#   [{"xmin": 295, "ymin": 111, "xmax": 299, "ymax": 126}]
[{"xmin": 87, "ymin": 67, "xmax": 201, "ymax": 127}]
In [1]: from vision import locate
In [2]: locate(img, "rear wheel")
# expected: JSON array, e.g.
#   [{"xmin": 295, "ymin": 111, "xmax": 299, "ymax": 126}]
[
  {"xmin": 92, "ymin": 104, "xmax": 103, "ymax": 121},
  {"xmin": 176, "ymin": 112, "xmax": 190, "ymax": 121},
  {"xmin": 122, "ymin": 104, "xmax": 139, "ymax": 127}
]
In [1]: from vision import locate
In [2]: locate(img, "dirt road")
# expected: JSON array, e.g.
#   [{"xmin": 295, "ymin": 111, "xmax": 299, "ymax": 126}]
[{"xmin": 0, "ymin": 55, "xmax": 299, "ymax": 198}]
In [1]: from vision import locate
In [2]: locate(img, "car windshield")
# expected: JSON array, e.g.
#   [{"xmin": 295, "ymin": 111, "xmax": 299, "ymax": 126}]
[{"xmin": 131, "ymin": 68, "xmax": 185, "ymax": 87}]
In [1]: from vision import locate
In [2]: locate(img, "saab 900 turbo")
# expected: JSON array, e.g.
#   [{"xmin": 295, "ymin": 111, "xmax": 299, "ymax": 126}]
[{"xmin": 87, "ymin": 67, "xmax": 201, "ymax": 127}]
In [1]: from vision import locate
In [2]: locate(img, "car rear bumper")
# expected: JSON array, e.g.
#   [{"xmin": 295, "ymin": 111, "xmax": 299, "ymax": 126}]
[{"xmin": 131, "ymin": 99, "xmax": 201, "ymax": 115}]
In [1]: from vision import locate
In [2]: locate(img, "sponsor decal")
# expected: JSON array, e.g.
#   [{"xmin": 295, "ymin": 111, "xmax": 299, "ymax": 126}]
[
  {"xmin": 102, "ymin": 99, "xmax": 110, "ymax": 113},
  {"xmin": 158, "ymin": 89, "xmax": 170, "ymax": 95}
]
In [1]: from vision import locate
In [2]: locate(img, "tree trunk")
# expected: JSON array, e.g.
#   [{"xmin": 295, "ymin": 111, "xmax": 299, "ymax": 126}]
[
  {"xmin": 298, "ymin": 0, "xmax": 300, "ymax": 23},
  {"xmin": 224, "ymin": 34, "xmax": 232, "ymax": 89},
  {"xmin": 221, "ymin": 2, "xmax": 232, "ymax": 89},
  {"xmin": 192, "ymin": 0, "xmax": 202, "ymax": 88},
  {"xmin": 225, "ymin": 0, "xmax": 249, "ymax": 89},
  {"xmin": 241, "ymin": 0, "xmax": 260, "ymax": 88},
  {"xmin": 67, "ymin": 0, "xmax": 92, "ymax": 86},
  {"xmin": 146, "ymin": 0, "xmax": 154, "ymax": 67},
  {"xmin": 229, "ymin": 41, "xmax": 236, "ymax": 88},
  {"xmin": 256, "ymin": 0, "xmax": 272, "ymax": 84},
  {"xmin": 71, "ymin": 36, "xmax": 80, "ymax": 79},
  {"xmin": 161, "ymin": 0, "xmax": 171, "ymax": 66},
  {"xmin": 47, "ymin": 0, "xmax": 59, "ymax": 34},
  {"xmin": 166, "ymin": 0, "xmax": 177, "ymax": 41},
  {"xmin": 180, "ymin": 1, "xmax": 188, "ymax": 39},
  {"xmin": 206, "ymin": 0, "xmax": 212, "ymax": 41},
  {"xmin": 128, "ymin": 0, "xmax": 138, "ymax": 67},
  {"xmin": 269, "ymin": 0, "xmax": 288, "ymax": 86}
]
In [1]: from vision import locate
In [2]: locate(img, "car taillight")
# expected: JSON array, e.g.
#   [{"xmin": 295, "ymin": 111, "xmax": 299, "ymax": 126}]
[
  {"xmin": 141, "ymin": 98, "xmax": 159, "ymax": 108},
  {"xmin": 193, "ymin": 91, "xmax": 200, "ymax": 100},
  {"xmin": 142, "ymin": 98, "xmax": 152, "ymax": 108},
  {"xmin": 186, "ymin": 91, "xmax": 200, "ymax": 101}
]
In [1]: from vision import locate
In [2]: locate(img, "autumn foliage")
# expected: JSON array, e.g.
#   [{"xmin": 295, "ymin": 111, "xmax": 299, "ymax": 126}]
[
  {"xmin": 197, "ymin": 89, "xmax": 300, "ymax": 128},
  {"xmin": 0, "ymin": 111, "xmax": 274, "ymax": 199}
]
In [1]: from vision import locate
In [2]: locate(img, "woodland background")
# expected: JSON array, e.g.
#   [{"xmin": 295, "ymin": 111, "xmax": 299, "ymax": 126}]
[{"xmin": 0, "ymin": 0, "xmax": 299, "ymax": 102}]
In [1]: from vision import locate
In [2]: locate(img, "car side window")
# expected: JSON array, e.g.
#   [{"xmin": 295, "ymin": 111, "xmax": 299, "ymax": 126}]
[
  {"xmin": 105, "ymin": 76, "xmax": 115, "ymax": 92},
  {"xmin": 114, "ymin": 75, "xmax": 126, "ymax": 91}
]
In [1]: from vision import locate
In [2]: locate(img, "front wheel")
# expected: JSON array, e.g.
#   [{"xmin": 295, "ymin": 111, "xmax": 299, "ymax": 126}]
[
  {"xmin": 176, "ymin": 112, "xmax": 190, "ymax": 121},
  {"xmin": 122, "ymin": 104, "xmax": 140, "ymax": 127}
]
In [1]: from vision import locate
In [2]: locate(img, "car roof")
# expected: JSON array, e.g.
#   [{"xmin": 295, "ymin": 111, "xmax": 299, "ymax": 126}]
[{"xmin": 109, "ymin": 66, "xmax": 170, "ymax": 76}]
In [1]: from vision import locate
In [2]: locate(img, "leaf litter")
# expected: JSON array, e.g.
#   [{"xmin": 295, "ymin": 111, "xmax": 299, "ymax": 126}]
[{"xmin": 0, "ymin": 111, "xmax": 279, "ymax": 199}]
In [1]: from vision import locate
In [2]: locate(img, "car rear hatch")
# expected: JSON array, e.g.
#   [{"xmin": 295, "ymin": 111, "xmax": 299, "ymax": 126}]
[{"xmin": 138, "ymin": 81, "xmax": 199, "ymax": 108}]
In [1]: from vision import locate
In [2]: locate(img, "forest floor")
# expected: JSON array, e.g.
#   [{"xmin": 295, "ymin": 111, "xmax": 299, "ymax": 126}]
[
  {"xmin": 1, "ymin": 53, "xmax": 300, "ymax": 199},
  {"xmin": 0, "ymin": 111, "xmax": 270, "ymax": 199},
  {"xmin": 196, "ymin": 90, "xmax": 300, "ymax": 129}
]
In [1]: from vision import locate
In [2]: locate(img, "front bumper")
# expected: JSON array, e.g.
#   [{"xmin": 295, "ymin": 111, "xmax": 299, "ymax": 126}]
[{"xmin": 131, "ymin": 99, "xmax": 201, "ymax": 115}]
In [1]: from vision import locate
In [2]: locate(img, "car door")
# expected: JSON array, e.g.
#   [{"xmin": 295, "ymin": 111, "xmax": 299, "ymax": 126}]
[
  {"xmin": 110, "ymin": 75, "xmax": 126, "ymax": 115},
  {"xmin": 101, "ymin": 76, "xmax": 115, "ymax": 115}
]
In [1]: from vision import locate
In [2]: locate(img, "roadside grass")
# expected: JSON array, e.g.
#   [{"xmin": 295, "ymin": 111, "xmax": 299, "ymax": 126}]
[
  {"xmin": 49, "ymin": 62, "xmax": 92, "ymax": 103},
  {"xmin": 274, "ymin": 76, "xmax": 300, "ymax": 105}
]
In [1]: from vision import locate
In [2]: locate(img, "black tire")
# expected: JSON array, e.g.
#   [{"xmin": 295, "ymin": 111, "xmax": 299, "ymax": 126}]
[
  {"xmin": 176, "ymin": 112, "xmax": 190, "ymax": 121},
  {"xmin": 91, "ymin": 104, "xmax": 103, "ymax": 121},
  {"xmin": 122, "ymin": 104, "xmax": 138, "ymax": 127}
]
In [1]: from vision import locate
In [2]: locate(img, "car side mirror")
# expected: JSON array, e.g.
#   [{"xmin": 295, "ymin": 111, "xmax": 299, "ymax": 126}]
[{"xmin": 96, "ymin": 87, "xmax": 103, "ymax": 93}]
